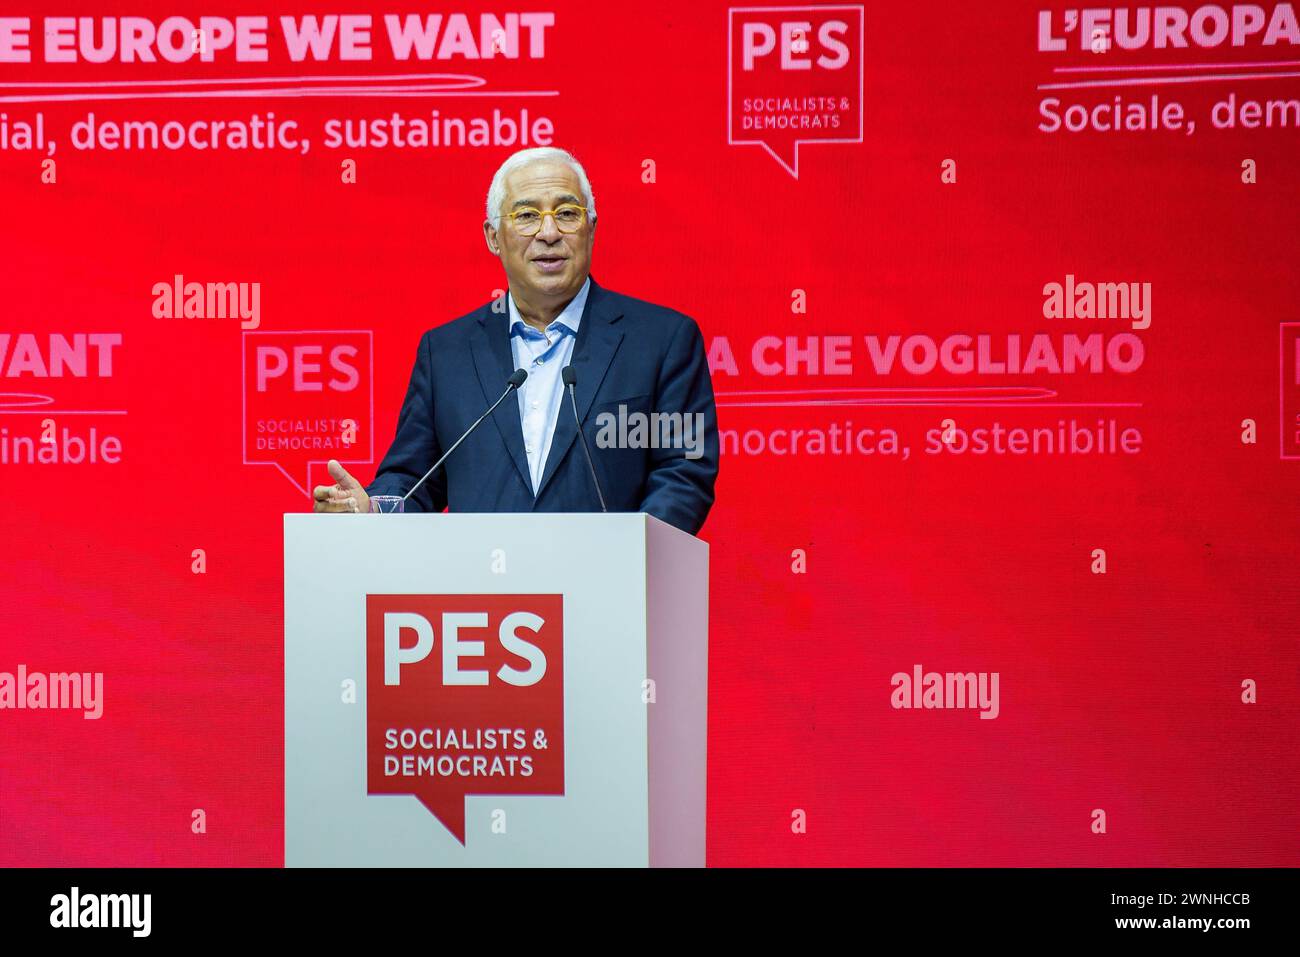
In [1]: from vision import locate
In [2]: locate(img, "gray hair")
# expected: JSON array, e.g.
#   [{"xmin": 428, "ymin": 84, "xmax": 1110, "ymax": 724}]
[{"xmin": 485, "ymin": 147, "xmax": 597, "ymax": 225}]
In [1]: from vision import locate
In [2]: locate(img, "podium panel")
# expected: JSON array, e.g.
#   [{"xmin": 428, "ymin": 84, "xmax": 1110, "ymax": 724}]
[{"xmin": 284, "ymin": 512, "xmax": 708, "ymax": 867}]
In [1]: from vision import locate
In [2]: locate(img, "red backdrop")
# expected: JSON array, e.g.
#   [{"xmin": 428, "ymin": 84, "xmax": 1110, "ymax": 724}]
[{"xmin": 2, "ymin": 0, "xmax": 1298, "ymax": 866}]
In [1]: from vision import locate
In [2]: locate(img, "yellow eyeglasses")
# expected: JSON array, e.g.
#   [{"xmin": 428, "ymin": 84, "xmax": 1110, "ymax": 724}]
[{"xmin": 502, "ymin": 204, "xmax": 589, "ymax": 236}]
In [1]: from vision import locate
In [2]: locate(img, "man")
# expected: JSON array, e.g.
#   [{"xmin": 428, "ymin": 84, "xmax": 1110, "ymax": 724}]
[{"xmin": 313, "ymin": 147, "xmax": 718, "ymax": 535}]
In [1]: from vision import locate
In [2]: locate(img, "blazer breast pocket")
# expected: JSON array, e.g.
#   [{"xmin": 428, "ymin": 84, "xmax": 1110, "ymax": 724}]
[{"xmin": 592, "ymin": 393, "xmax": 652, "ymax": 417}]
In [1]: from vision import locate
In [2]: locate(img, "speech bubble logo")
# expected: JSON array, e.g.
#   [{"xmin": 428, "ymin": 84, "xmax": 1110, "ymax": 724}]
[
  {"xmin": 728, "ymin": 5, "xmax": 864, "ymax": 178},
  {"xmin": 242, "ymin": 330, "xmax": 373, "ymax": 495},
  {"xmin": 366, "ymin": 594, "xmax": 565, "ymax": 844}
]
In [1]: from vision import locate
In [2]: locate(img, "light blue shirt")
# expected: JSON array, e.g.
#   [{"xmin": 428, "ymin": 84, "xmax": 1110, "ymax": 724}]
[{"xmin": 508, "ymin": 277, "xmax": 591, "ymax": 493}]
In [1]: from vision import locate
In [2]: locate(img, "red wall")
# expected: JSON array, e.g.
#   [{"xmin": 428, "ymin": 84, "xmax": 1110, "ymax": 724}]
[{"xmin": 2, "ymin": 1, "xmax": 1297, "ymax": 865}]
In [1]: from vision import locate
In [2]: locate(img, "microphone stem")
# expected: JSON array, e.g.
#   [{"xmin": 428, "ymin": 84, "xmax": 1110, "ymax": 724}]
[
  {"xmin": 402, "ymin": 381, "xmax": 520, "ymax": 503},
  {"xmin": 569, "ymin": 382, "xmax": 607, "ymax": 512}
]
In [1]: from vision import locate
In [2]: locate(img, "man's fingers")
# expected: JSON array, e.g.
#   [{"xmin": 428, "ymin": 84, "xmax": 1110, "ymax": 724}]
[
  {"xmin": 313, "ymin": 483, "xmax": 364, "ymax": 511},
  {"xmin": 327, "ymin": 458, "xmax": 360, "ymax": 490},
  {"xmin": 313, "ymin": 497, "xmax": 351, "ymax": 513},
  {"xmin": 314, "ymin": 469, "xmax": 366, "ymax": 513}
]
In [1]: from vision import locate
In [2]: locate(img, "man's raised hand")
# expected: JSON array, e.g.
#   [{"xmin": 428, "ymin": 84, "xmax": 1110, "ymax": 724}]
[{"xmin": 312, "ymin": 459, "xmax": 371, "ymax": 513}]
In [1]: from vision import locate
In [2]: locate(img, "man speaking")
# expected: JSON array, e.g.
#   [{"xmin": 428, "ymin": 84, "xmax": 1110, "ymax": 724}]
[{"xmin": 313, "ymin": 147, "xmax": 719, "ymax": 535}]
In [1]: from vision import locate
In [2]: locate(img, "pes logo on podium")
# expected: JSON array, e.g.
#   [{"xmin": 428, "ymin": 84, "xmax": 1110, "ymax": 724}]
[
  {"xmin": 365, "ymin": 594, "xmax": 565, "ymax": 844},
  {"xmin": 728, "ymin": 4, "xmax": 864, "ymax": 177}
]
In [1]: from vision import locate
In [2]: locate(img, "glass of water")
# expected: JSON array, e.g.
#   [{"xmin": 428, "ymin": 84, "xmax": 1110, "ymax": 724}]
[{"xmin": 368, "ymin": 495, "xmax": 405, "ymax": 513}]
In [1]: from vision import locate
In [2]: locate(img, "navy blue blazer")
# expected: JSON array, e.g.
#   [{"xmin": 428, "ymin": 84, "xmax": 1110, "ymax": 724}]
[{"xmin": 365, "ymin": 276, "xmax": 718, "ymax": 535}]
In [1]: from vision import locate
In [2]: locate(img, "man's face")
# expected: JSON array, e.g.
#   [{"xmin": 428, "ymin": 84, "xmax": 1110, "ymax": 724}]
[{"xmin": 484, "ymin": 159, "xmax": 594, "ymax": 306}]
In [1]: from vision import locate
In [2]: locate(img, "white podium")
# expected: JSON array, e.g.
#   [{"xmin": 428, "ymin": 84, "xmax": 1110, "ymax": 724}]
[{"xmin": 284, "ymin": 512, "xmax": 708, "ymax": 867}]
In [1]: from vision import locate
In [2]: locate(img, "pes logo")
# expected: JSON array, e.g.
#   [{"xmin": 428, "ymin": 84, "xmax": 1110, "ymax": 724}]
[
  {"xmin": 728, "ymin": 4, "xmax": 864, "ymax": 177},
  {"xmin": 241, "ymin": 330, "xmax": 373, "ymax": 496},
  {"xmin": 365, "ymin": 594, "xmax": 565, "ymax": 844}
]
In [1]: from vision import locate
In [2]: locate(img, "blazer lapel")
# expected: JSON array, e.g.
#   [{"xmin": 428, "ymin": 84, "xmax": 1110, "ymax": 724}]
[
  {"xmin": 470, "ymin": 302, "xmax": 532, "ymax": 495},
  {"xmin": 533, "ymin": 277, "xmax": 624, "ymax": 501}
]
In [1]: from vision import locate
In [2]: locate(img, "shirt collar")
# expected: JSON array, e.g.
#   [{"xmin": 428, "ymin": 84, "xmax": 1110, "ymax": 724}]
[{"xmin": 507, "ymin": 276, "xmax": 591, "ymax": 337}]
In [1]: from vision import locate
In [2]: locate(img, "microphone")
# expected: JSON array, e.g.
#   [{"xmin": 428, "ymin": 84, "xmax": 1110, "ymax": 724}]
[
  {"xmin": 562, "ymin": 365, "xmax": 607, "ymax": 512},
  {"xmin": 402, "ymin": 368, "xmax": 528, "ymax": 504}
]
